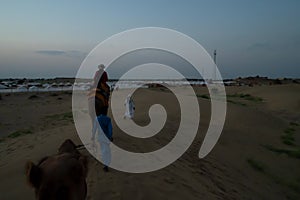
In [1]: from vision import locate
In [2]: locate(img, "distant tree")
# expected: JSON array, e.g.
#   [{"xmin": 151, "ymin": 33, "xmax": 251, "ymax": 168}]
[
  {"xmin": 274, "ymin": 79, "xmax": 282, "ymax": 85},
  {"xmin": 17, "ymin": 79, "xmax": 25, "ymax": 84}
]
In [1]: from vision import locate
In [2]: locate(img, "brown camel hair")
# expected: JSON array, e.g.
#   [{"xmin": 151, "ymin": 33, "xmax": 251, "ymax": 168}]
[{"xmin": 25, "ymin": 139, "xmax": 88, "ymax": 200}]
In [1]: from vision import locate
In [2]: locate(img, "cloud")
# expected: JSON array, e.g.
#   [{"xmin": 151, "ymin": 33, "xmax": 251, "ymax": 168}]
[
  {"xmin": 35, "ymin": 50, "xmax": 87, "ymax": 58},
  {"xmin": 35, "ymin": 50, "xmax": 66, "ymax": 56}
]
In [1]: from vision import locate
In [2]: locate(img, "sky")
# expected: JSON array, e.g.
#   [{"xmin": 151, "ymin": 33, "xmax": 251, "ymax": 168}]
[{"xmin": 0, "ymin": 0, "xmax": 299, "ymax": 79}]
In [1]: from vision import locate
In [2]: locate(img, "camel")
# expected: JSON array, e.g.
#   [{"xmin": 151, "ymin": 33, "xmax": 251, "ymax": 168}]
[{"xmin": 25, "ymin": 139, "xmax": 88, "ymax": 200}]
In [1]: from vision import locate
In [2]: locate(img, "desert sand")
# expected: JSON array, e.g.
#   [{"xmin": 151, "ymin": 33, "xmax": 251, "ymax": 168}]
[{"xmin": 0, "ymin": 84, "xmax": 300, "ymax": 200}]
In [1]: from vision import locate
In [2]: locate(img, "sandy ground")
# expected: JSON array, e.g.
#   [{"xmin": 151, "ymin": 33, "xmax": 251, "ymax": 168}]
[{"xmin": 0, "ymin": 84, "xmax": 300, "ymax": 200}]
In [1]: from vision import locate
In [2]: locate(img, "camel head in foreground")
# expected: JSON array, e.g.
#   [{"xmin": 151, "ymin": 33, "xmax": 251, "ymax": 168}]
[{"xmin": 25, "ymin": 139, "xmax": 88, "ymax": 200}]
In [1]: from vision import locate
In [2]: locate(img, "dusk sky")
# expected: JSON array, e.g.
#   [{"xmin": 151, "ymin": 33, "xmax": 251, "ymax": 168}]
[{"xmin": 0, "ymin": 0, "xmax": 299, "ymax": 79}]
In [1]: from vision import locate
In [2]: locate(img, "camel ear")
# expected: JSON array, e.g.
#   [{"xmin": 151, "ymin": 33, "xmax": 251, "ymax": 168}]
[
  {"xmin": 58, "ymin": 139, "xmax": 79, "ymax": 155},
  {"xmin": 25, "ymin": 161, "xmax": 42, "ymax": 188}
]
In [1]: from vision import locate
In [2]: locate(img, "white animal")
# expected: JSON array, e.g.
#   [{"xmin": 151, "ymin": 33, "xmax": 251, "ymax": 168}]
[{"xmin": 124, "ymin": 94, "xmax": 135, "ymax": 119}]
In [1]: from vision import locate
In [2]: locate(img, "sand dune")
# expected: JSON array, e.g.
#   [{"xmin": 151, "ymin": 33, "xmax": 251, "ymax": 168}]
[{"xmin": 0, "ymin": 84, "xmax": 299, "ymax": 199}]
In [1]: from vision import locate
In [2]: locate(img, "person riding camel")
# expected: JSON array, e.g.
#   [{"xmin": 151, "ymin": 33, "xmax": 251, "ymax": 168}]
[
  {"xmin": 91, "ymin": 109, "xmax": 113, "ymax": 172},
  {"xmin": 88, "ymin": 64, "xmax": 110, "ymax": 120},
  {"xmin": 93, "ymin": 64, "xmax": 108, "ymax": 89}
]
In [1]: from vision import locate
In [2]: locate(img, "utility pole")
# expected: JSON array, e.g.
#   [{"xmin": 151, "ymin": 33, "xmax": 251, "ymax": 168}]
[{"xmin": 213, "ymin": 50, "xmax": 217, "ymax": 81}]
